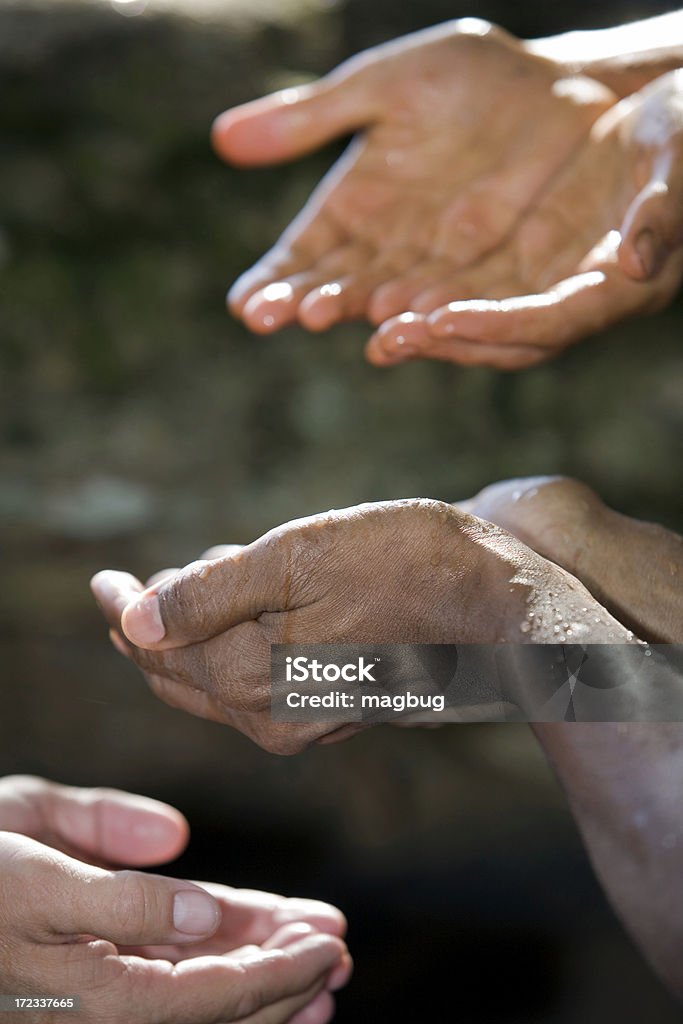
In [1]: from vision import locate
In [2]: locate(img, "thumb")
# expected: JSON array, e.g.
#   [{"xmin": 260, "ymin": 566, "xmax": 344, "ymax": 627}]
[
  {"xmin": 4, "ymin": 834, "xmax": 221, "ymax": 946},
  {"xmin": 211, "ymin": 60, "xmax": 381, "ymax": 166},
  {"xmin": 619, "ymin": 177, "xmax": 683, "ymax": 279},
  {"xmin": 55, "ymin": 864, "xmax": 220, "ymax": 945},
  {"xmin": 96, "ymin": 530, "xmax": 294, "ymax": 650}
]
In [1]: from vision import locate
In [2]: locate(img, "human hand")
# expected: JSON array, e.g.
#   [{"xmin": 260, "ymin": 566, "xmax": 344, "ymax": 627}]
[
  {"xmin": 370, "ymin": 70, "xmax": 683, "ymax": 369},
  {"xmin": 0, "ymin": 778, "xmax": 349, "ymax": 1023},
  {"xmin": 460, "ymin": 475, "xmax": 683, "ymax": 643},
  {"xmin": 91, "ymin": 499, "xmax": 632, "ymax": 754},
  {"xmin": 215, "ymin": 19, "xmax": 613, "ymax": 337}
]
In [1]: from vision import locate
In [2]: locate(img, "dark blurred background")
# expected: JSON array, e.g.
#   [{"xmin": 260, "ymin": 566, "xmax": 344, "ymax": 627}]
[{"xmin": 1, "ymin": 0, "xmax": 682, "ymax": 1020}]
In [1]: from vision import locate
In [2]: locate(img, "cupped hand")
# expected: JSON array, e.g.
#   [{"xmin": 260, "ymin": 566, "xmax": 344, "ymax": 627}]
[
  {"xmin": 91, "ymin": 499, "xmax": 632, "ymax": 754},
  {"xmin": 215, "ymin": 19, "xmax": 614, "ymax": 337},
  {"xmin": 0, "ymin": 777, "xmax": 349, "ymax": 1023},
  {"xmin": 370, "ymin": 69, "xmax": 683, "ymax": 369},
  {"xmin": 0, "ymin": 840, "xmax": 347, "ymax": 1024}
]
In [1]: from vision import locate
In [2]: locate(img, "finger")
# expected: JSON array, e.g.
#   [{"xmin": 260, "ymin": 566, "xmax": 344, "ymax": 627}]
[
  {"xmin": 4, "ymin": 834, "xmax": 220, "ymax": 945},
  {"xmin": 91, "ymin": 570, "xmax": 145, "ymax": 629},
  {"xmin": 197, "ymin": 886, "xmax": 348, "ymax": 947},
  {"xmin": 228, "ymin": 141, "xmax": 365, "ymax": 318},
  {"xmin": 241, "ymin": 244, "xmax": 370, "ymax": 333},
  {"xmin": 298, "ymin": 247, "xmax": 420, "ymax": 331},
  {"xmin": 287, "ymin": 991, "xmax": 336, "ymax": 1024},
  {"xmin": 122, "ymin": 934, "xmax": 346, "ymax": 1024},
  {"xmin": 263, "ymin": 922, "xmax": 319, "ymax": 950},
  {"xmin": 228, "ymin": 206, "xmax": 351, "ymax": 317},
  {"xmin": 117, "ymin": 535, "xmax": 293, "ymax": 649},
  {"xmin": 243, "ymin": 984, "xmax": 332, "ymax": 1024},
  {"xmin": 366, "ymin": 314, "xmax": 546, "ymax": 369},
  {"xmin": 129, "ymin": 891, "xmax": 347, "ymax": 965},
  {"xmin": 426, "ymin": 270, "xmax": 638, "ymax": 350},
  {"xmin": 367, "ymin": 257, "xmax": 458, "ymax": 324},
  {"xmin": 365, "ymin": 312, "xmax": 431, "ymax": 364},
  {"xmin": 620, "ymin": 177, "xmax": 683, "ymax": 280},
  {"xmin": 37, "ymin": 781, "xmax": 189, "ymax": 866},
  {"xmin": 242, "ymin": 270, "xmax": 345, "ymax": 335},
  {"xmin": 211, "ymin": 63, "xmax": 381, "ymax": 167}
]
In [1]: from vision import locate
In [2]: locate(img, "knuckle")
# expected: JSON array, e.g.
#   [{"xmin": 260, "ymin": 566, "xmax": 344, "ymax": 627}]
[
  {"xmin": 114, "ymin": 871, "xmax": 158, "ymax": 935},
  {"xmin": 159, "ymin": 564, "xmax": 207, "ymax": 632}
]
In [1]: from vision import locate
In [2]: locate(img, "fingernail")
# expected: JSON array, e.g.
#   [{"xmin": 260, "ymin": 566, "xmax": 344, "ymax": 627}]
[
  {"xmin": 635, "ymin": 228, "xmax": 659, "ymax": 277},
  {"xmin": 173, "ymin": 890, "xmax": 220, "ymax": 936},
  {"xmin": 123, "ymin": 594, "xmax": 165, "ymax": 645}
]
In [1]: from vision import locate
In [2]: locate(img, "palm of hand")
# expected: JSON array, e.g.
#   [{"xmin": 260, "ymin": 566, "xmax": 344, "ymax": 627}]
[
  {"xmin": 368, "ymin": 76, "xmax": 683, "ymax": 369},
  {"xmin": 226, "ymin": 22, "xmax": 614, "ymax": 335}
]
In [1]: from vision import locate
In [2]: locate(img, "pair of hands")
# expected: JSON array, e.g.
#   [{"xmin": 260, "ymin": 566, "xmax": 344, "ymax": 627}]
[
  {"xmin": 0, "ymin": 776, "xmax": 350, "ymax": 1024},
  {"xmin": 91, "ymin": 480, "xmax": 639, "ymax": 755},
  {"xmin": 214, "ymin": 19, "xmax": 683, "ymax": 369}
]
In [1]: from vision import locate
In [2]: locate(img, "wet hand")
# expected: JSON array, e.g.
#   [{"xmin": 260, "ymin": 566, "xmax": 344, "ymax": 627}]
[
  {"xmin": 371, "ymin": 70, "xmax": 683, "ymax": 369},
  {"xmin": 215, "ymin": 19, "xmax": 613, "ymax": 339},
  {"xmin": 92, "ymin": 500, "xmax": 630, "ymax": 753}
]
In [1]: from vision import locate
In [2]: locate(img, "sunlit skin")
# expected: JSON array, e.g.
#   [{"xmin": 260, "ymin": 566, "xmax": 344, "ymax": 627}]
[
  {"xmin": 216, "ymin": 22, "xmax": 614, "ymax": 338},
  {"xmin": 213, "ymin": 20, "xmax": 683, "ymax": 370},
  {"xmin": 94, "ymin": 480, "xmax": 683, "ymax": 996},
  {"xmin": 0, "ymin": 776, "xmax": 350, "ymax": 1024},
  {"xmin": 91, "ymin": 498, "xmax": 633, "ymax": 755},
  {"xmin": 370, "ymin": 72, "xmax": 683, "ymax": 369},
  {"xmin": 459, "ymin": 477, "xmax": 683, "ymax": 998}
]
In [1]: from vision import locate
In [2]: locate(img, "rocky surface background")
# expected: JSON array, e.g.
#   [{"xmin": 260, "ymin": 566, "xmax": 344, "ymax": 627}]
[{"xmin": 0, "ymin": 1, "xmax": 681, "ymax": 1020}]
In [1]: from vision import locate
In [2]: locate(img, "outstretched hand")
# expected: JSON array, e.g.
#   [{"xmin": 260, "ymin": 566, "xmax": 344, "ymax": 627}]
[
  {"xmin": 370, "ymin": 69, "xmax": 683, "ymax": 369},
  {"xmin": 215, "ymin": 19, "xmax": 614, "ymax": 344},
  {"xmin": 0, "ymin": 776, "xmax": 350, "ymax": 1024}
]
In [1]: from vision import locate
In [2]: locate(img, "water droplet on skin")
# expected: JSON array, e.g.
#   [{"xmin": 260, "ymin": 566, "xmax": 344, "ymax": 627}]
[
  {"xmin": 279, "ymin": 88, "xmax": 301, "ymax": 105},
  {"xmin": 395, "ymin": 335, "xmax": 407, "ymax": 345},
  {"xmin": 527, "ymin": 611, "xmax": 535, "ymax": 620},
  {"xmin": 397, "ymin": 312, "xmax": 418, "ymax": 325},
  {"xmin": 520, "ymin": 620, "xmax": 532, "ymax": 633},
  {"xmin": 645, "ymin": 648, "xmax": 652, "ymax": 657},
  {"xmin": 319, "ymin": 282, "xmax": 342, "ymax": 298},
  {"xmin": 262, "ymin": 282, "xmax": 294, "ymax": 303},
  {"xmin": 263, "ymin": 315, "xmax": 275, "ymax": 328},
  {"xmin": 553, "ymin": 625, "xmax": 561, "ymax": 634}
]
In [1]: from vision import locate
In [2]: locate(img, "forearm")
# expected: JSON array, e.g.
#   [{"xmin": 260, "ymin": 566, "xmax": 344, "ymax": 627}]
[
  {"xmin": 533, "ymin": 721, "xmax": 683, "ymax": 997},
  {"xmin": 528, "ymin": 11, "xmax": 683, "ymax": 96}
]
